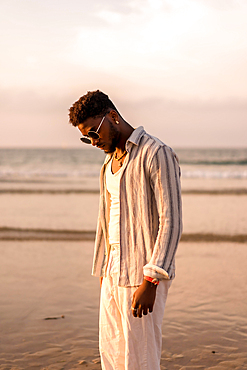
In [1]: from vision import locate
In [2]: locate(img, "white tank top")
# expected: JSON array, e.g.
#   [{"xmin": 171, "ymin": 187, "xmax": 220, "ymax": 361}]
[{"xmin": 106, "ymin": 157, "xmax": 122, "ymax": 245}]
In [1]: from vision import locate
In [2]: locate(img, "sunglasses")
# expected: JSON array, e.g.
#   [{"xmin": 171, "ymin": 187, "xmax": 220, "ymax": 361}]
[{"xmin": 80, "ymin": 115, "xmax": 106, "ymax": 144}]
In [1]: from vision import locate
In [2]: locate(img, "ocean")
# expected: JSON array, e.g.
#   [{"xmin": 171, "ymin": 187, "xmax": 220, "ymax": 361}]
[
  {"xmin": 1, "ymin": 147, "xmax": 247, "ymax": 187},
  {"xmin": 1, "ymin": 147, "xmax": 247, "ymax": 241}
]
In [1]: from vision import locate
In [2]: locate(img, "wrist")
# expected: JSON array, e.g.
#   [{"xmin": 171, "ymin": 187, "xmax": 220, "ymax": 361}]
[{"xmin": 144, "ymin": 276, "xmax": 159, "ymax": 286}]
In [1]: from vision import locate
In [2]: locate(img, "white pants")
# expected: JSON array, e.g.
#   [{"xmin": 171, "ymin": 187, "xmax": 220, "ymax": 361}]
[{"xmin": 99, "ymin": 273, "xmax": 171, "ymax": 370}]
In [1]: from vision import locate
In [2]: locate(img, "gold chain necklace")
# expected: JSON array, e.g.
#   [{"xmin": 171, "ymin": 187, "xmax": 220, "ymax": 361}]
[{"xmin": 114, "ymin": 150, "xmax": 127, "ymax": 167}]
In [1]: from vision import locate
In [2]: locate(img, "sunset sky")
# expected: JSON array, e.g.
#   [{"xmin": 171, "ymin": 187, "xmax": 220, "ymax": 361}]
[{"xmin": 1, "ymin": 0, "xmax": 247, "ymax": 147}]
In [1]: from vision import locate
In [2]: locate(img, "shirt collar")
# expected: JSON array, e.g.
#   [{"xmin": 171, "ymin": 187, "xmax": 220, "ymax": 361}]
[
  {"xmin": 103, "ymin": 126, "xmax": 146, "ymax": 164},
  {"xmin": 126, "ymin": 126, "xmax": 146, "ymax": 151}
]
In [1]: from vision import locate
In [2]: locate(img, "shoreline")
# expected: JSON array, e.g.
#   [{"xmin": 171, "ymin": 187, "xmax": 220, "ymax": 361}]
[
  {"xmin": 1, "ymin": 227, "xmax": 247, "ymax": 243},
  {"xmin": 1, "ymin": 188, "xmax": 247, "ymax": 195}
]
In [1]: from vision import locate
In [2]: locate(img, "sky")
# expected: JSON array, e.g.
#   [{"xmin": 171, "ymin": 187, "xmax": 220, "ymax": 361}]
[{"xmin": 0, "ymin": 0, "xmax": 247, "ymax": 148}]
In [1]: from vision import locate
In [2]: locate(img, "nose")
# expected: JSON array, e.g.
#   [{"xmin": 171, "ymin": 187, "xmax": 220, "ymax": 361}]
[{"xmin": 91, "ymin": 137, "xmax": 99, "ymax": 146}]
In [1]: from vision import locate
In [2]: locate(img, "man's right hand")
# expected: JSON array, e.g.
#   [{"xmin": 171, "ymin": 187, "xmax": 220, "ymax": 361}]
[{"xmin": 131, "ymin": 279, "xmax": 157, "ymax": 318}]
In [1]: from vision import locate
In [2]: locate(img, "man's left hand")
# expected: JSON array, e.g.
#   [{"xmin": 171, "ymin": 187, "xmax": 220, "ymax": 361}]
[{"xmin": 131, "ymin": 279, "xmax": 157, "ymax": 318}]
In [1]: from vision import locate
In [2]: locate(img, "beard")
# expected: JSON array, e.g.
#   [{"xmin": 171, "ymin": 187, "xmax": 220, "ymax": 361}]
[{"xmin": 104, "ymin": 122, "xmax": 120, "ymax": 154}]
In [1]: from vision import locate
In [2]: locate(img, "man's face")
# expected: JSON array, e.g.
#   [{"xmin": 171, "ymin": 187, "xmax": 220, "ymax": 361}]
[{"xmin": 77, "ymin": 114, "xmax": 120, "ymax": 154}]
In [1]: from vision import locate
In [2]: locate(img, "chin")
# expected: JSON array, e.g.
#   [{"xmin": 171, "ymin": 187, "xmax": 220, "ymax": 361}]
[
  {"xmin": 104, "ymin": 148, "xmax": 114, "ymax": 154},
  {"xmin": 104, "ymin": 145, "xmax": 116, "ymax": 154}
]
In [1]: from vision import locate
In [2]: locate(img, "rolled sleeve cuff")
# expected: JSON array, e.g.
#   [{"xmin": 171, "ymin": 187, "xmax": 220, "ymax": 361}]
[{"xmin": 143, "ymin": 264, "xmax": 171, "ymax": 280}]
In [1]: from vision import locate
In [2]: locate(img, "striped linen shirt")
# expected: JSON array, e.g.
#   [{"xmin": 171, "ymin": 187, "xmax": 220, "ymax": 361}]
[{"xmin": 92, "ymin": 126, "xmax": 183, "ymax": 287}]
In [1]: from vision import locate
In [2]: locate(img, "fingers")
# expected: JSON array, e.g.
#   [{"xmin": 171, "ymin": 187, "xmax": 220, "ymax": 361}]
[
  {"xmin": 131, "ymin": 304, "xmax": 149, "ymax": 318},
  {"xmin": 131, "ymin": 301, "xmax": 140, "ymax": 318},
  {"xmin": 131, "ymin": 293, "xmax": 153, "ymax": 318},
  {"xmin": 131, "ymin": 295, "xmax": 137, "ymax": 317},
  {"xmin": 132, "ymin": 305, "xmax": 142, "ymax": 318},
  {"xmin": 137, "ymin": 306, "xmax": 142, "ymax": 318},
  {"xmin": 131, "ymin": 306, "xmax": 138, "ymax": 317},
  {"xmin": 143, "ymin": 307, "xmax": 148, "ymax": 316}
]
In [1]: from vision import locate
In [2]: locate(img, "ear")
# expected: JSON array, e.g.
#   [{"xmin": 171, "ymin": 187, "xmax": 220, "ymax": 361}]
[{"xmin": 109, "ymin": 110, "xmax": 119, "ymax": 125}]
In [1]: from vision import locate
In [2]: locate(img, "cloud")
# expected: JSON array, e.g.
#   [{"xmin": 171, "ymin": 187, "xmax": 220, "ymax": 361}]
[
  {"xmin": 67, "ymin": 1, "xmax": 206, "ymax": 69},
  {"xmin": 195, "ymin": 0, "xmax": 247, "ymax": 11},
  {"xmin": 1, "ymin": 0, "xmax": 247, "ymax": 136}
]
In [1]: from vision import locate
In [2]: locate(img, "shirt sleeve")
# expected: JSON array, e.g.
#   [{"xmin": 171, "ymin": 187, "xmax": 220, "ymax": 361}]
[{"xmin": 143, "ymin": 145, "xmax": 182, "ymax": 280}]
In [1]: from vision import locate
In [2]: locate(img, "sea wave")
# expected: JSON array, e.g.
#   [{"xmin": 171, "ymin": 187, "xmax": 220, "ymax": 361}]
[
  {"xmin": 180, "ymin": 159, "xmax": 247, "ymax": 166},
  {"xmin": 1, "ymin": 169, "xmax": 247, "ymax": 180},
  {"xmin": 182, "ymin": 170, "xmax": 247, "ymax": 179},
  {"xmin": 0, "ymin": 189, "xmax": 100, "ymax": 194},
  {"xmin": 1, "ymin": 147, "xmax": 247, "ymax": 180},
  {"xmin": 0, "ymin": 169, "xmax": 101, "ymax": 178}
]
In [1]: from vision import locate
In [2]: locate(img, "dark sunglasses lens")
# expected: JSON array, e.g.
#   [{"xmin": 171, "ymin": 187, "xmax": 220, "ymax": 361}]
[
  {"xmin": 88, "ymin": 131, "xmax": 99, "ymax": 140},
  {"xmin": 80, "ymin": 137, "xmax": 91, "ymax": 144}
]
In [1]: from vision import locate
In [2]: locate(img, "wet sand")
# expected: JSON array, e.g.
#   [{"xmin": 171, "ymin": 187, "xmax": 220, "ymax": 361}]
[
  {"xmin": 1, "ymin": 241, "xmax": 247, "ymax": 370},
  {"xmin": 1, "ymin": 193, "xmax": 247, "ymax": 237},
  {"xmin": 1, "ymin": 176, "xmax": 247, "ymax": 369}
]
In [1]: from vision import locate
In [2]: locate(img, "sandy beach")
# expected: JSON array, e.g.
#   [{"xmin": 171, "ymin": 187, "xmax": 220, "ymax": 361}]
[
  {"xmin": 1, "ymin": 153, "xmax": 247, "ymax": 369},
  {"xmin": 1, "ymin": 240, "xmax": 247, "ymax": 370},
  {"xmin": 1, "ymin": 190, "xmax": 247, "ymax": 241}
]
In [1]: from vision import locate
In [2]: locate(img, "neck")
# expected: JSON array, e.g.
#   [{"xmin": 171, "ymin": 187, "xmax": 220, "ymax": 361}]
[{"xmin": 115, "ymin": 121, "xmax": 134, "ymax": 154}]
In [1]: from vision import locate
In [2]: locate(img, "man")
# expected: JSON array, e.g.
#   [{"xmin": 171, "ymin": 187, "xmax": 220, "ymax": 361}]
[{"xmin": 69, "ymin": 90, "xmax": 182, "ymax": 370}]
